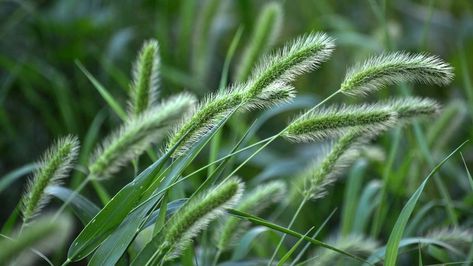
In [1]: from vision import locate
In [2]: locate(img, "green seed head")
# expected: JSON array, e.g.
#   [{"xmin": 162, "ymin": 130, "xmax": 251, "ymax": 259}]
[
  {"xmin": 341, "ymin": 52, "xmax": 453, "ymax": 96},
  {"xmin": 22, "ymin": 136, "xmax": 79, "ymax": 224},
  {"xmin": 128, "ymin": 39, "xmax": 160, "ymax": 116}
]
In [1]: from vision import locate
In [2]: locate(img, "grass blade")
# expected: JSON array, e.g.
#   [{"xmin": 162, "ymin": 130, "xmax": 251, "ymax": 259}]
[
  {"xmin": 75, "ymin": 60, "xmax": 127, "ymax": 121},
  {"xmin": 383, "ymin": 140, "xmax": 469, "ymax": 266},
  {"xmin": 227, "ymin": 208, "xmax": 366, "ymax": 264}
]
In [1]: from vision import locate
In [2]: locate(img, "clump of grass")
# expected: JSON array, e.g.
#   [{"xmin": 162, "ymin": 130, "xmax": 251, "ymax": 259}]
[
  {"xmin": 341, "ymin": 52, "xmax": 453, "ymax": 96},
  {"xmin": 216, "ymin": 180, "xmax": 286, "ymax": 251},
  {"xmin": 89, "ymin": 93, "xmax": 196, "ymax": 179},
  {"xmin": 128, "ymin": 39, "xmax": 160, "ymax": 117},
  {"xmin": 21, "ymin": 136, "xmax": 79, "ymax": 225},
  {"xmin": 136, "ymin": 177, "xmax": 244, "ymax": 263}
]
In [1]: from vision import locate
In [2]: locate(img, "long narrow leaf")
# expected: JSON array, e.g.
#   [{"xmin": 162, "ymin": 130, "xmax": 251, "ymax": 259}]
[{"xmin": 383, "ymin": 140, "xmax": 468, "ymax": 266}]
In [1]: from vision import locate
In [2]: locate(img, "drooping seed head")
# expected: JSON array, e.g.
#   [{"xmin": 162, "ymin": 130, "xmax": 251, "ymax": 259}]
[
  {"xmin": 21, "ymin": 136, "xmax": 79, "ymax": 225},
  {"xmin": 243, "ymin": 81, "xmax": 296, "ymax": 110},
  {"xmin": 89, "ymin": 93, "xmax": 196, "ymax": 179},
  {"xmin": 244, "ymin": 32, "xmax": 335, "ymax": 100},
  {"xmin": 341, "ymin": 52, "xmax": 453, "ymax": 96},
  {"xmin": 1, "ymin": 214, "xmax": 73, "ymax": 265},
  {"xmin": 128, "ymin": 39, "xmax": 160, "ymax": 116}
]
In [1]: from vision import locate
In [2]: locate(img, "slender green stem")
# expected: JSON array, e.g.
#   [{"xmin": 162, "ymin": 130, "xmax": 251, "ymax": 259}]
[{"xmin": 268, "ymin": 195, "xmax": 308, "ymax": 265}]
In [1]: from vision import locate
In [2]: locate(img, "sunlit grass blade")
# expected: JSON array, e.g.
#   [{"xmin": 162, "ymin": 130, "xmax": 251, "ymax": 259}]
[{"xmin": 75, "ymin": 60, "xmax": 127, "ymax": 120}]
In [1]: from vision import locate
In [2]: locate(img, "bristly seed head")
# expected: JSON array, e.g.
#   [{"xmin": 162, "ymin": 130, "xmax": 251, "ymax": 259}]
[
  {"xmin": 128, "ymin": 39, "xmax": 160, "ymax": 116},
  {"xmin": 283, "ymin": 103, "xmax": 398, "ymax": 143},
  {"xmin": 244, "ymin": 32, "xmax": 335, "ymax": 100},
  {"xmin": 21, "ymin": 136, "xmax": 80, "ymax": 225},
  {"xmin": 156, "ymin": 177, "xmax": 244, "ymax": 262},
  {"xmin": 341, "ymin": 52, "xmax": 453, "ymax": 96},
  {"xmin": 89, "ymin": 93, "xmax": 196, "ymax": 179}
]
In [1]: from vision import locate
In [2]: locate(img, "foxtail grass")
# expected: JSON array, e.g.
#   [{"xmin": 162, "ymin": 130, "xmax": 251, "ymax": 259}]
[
  {"xmin": 1, "ymin": 214, "xmax": 72, "ymax": 265},
  {"xmin": 135, "ymin": 177, "xmax": 244, "ymax": 264},
  {"xmin": 21, "ymin": 136, "xmax": 79, "ymax": 225},
  {"xmin": 167, "ymin": 32, "xmax": 334, "ymax": 156},
  {"xmin": 128, "ymin": 39, "xmax": 160, "ymax": 116},
  {"xmin": 89, "ymin": 93, "xmax": 195, "ymax": 179},
  {"xmin": 341, "ymin": 52, "xmax": 453, "ymax": 96}
]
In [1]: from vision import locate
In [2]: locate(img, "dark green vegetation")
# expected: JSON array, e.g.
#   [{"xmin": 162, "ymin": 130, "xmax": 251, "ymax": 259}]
[{"xmin": 1, "ymin": 1, "xmax": 473, "ymax": 265}]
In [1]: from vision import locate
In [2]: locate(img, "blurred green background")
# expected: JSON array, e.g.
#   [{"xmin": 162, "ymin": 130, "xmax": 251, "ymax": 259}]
[{"xmin": 1, "ymin": 0, "xmax": 473, "ymax": 262}]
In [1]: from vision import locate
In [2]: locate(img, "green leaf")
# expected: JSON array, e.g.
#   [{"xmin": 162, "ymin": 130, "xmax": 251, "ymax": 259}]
[
  {"xmin": 0, "ymin": 163, "xmax": 39, "ymax": 194},
  {"xmin": 75, "ymin": 60, "xmax": 127, "ymax": 121},
  {"xmin": 277, "ymin": 227, "xmax": 313, "ymax": 266},
  {"xmin": 367, "ymin": 237, "xmax": 465, "ymax": 264},
  {"xmin": 87, "ymin": 111, "xmax": 235, "ymax": 266},
  {"xmin": 66, "ymin": 150, "xmax": 172, "ymax": 262},
  {"xmin": 46, "ymin": 186, "xmax": 100, "ymax": 225},
  {"xmin": 227, "ymin": 209, "xmax": 365, "ymax": 264},
  {"xmin": 383, "ymin": 140, "xmax": 468, "ymax": 266},
  {"xmin": 231, "ymin": 227, "xmax": 271, "ymax": 261}
]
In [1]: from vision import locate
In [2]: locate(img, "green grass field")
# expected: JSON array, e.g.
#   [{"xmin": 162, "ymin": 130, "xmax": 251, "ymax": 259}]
[{"xmin": 1, "ymin": 1, "xmax": 473, "ymax": 265}]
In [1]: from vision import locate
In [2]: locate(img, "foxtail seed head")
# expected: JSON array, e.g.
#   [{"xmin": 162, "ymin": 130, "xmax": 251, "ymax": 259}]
[
  {"xmin": 128, "ymin": 39, "xmax": 160, "ymax": 116},
  {"xmin": 341, "ymin": 52, "xmax": 453, "ymax": 96},
  {"xmin": 158, "ymin": 177, "xmax": 244, "ymax": 261},
  {"xmin": 89, "ymin": 93, "xmax": 195, "ymax": 179},
  {"xmin": 245, "ymin": 32, "xmax": 335, "ymax": 100},
  {"xmin": 21, "ymin": 136, "xmax": 79, "ymax": 225},
  {"xmin": 283, "ymin": 103, "xmax": 398, "ymax": 143}
]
